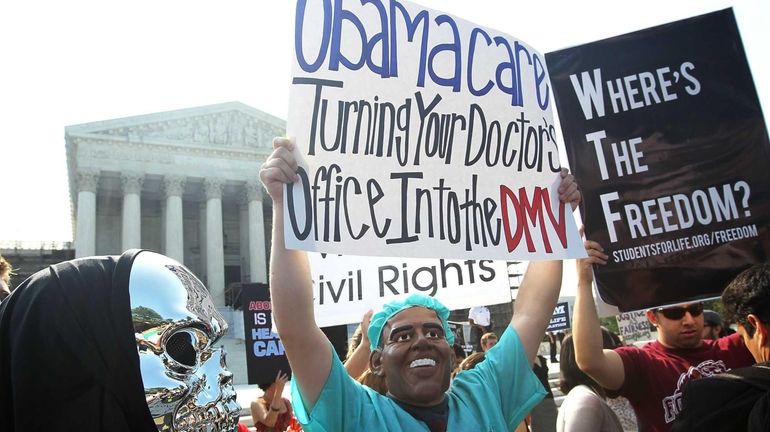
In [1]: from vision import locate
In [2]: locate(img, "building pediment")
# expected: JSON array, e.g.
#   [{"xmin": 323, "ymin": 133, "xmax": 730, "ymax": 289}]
[{"xmin": 65, "ymin": 101, "xmax": 285, "ymax": 150}]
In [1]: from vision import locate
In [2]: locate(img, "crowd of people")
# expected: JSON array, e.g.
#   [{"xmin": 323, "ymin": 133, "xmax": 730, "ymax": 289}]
[
  {"xmin": 256, "ymin": 137, "xmax": 770, "ymax": 432},
  {"xmin": 0, "ymin": 136, "xmax": 769, "ymax": 432}
]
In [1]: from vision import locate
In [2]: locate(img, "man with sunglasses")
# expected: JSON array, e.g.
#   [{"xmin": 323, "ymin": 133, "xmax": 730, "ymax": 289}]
[{"xmin": 574, "ymin": 240, "xmax": 754, "ymax": 432}]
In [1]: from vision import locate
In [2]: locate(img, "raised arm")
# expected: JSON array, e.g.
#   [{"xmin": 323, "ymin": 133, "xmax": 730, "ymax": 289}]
[
  {"xmin": 510, "ymin": 169, "xmax": 579, "ymax": 363},
  {"xmin": 260, "ymin": 137, "xmax": 331, "ymax": 409},
  {"xmin": 251, "ymin": 370, "xmax": 289, "ymax": 428},
  {"xmin": 573, "ymin": 239, "xmax": 625, "ymax": 390}
]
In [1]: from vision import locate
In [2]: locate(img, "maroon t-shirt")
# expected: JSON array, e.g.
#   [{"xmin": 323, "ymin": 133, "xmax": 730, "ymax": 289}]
[{"xmin": 611, "ymin": 332, "xmax": 754, "ymax": 432}]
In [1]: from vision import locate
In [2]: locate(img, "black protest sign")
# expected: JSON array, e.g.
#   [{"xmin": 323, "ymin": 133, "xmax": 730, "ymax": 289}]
[
  {"xmin": 546, "ymin": 301, "xmax": 570, "ymax": 332},
  {"xmin": 448, "ymin": 320, "xmax": 472, "ymax": 353},
  {"xmin": 242, "ymin": 283, "xmax": 291, "ymax": 385},
  {"xmin": 546, "ymin": 9, "xmax": 770, "ymax": 311}
]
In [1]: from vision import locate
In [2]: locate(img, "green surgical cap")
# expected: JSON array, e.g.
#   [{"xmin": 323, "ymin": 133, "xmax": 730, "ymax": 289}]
[{"xmin": 368, "ymin": 294, "xmax": 455, "ymax": 351}]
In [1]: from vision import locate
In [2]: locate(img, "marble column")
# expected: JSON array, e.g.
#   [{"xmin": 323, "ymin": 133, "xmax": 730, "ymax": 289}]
[
  {"xmin": 75, "ymin": 169, "xmax": 100, "ymax": 258},
  {"xmin": 198, "ymin": 202, "xmax": 207, "ymax": 279},
  {"xmin": 204, "ymin": 178, "xmax": 225, "ymax": 307},
  {"xmin": 164, "ymin": 175, "xmax": 186, "ymax": 263},
  {"xmin": 238, "ymin": 196, "xmax": 250, "ymax": 281},
  {"xmin": 121, "ymin": 172, "xmax": 144, "ymax": 251},
  {"xmin": 245, "ymin": 180, "xmax": 268, "ymax": 283}
]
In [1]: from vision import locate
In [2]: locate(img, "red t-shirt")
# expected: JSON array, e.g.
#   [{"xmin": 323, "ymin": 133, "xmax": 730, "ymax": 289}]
[{"xmin": 611, "ymin": 332, "xmax": 754, "ymax": 431}]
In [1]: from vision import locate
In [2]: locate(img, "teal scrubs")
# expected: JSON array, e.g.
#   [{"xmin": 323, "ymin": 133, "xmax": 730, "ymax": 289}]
[{"xmin": 291, "ymin": 325, "xmax": 545, "ymax": 431}]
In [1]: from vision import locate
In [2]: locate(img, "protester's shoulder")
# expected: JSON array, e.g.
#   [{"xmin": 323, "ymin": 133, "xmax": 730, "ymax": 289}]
[
  {"xmin": 682, "ymin": 364, "xmax": 770, "ymax": 405},
  {"xmin": 676, "ymin": 366, "xmax": 770, "ymax": 431},
  {"xmin": 565, "ymin": 385, "xmax": 604, "ymax": 410},
  {"xmin": 570, "ymin": 384, "xmax": 601, "ymax": 400},
  {"xmin": 613, "ymin": 342, "xmax": 649, "ymax": 358},
  {"xmin": 611, "ymin": 341, "xmax": 665, "ymax": 372},
  {"xmin": 719, "ymin": 363, "xmax": 770, "ymax": 389},
  {"xmin": 495, "ymin": 325, "xmax": 522, "ymax": 350},
  {"xmin": 712, "ymin": 331, "xmax": 746, "ymax": 350},
  {"xmin": 709, "ymin": 332, "xmax": 754, "ymax": 366}
]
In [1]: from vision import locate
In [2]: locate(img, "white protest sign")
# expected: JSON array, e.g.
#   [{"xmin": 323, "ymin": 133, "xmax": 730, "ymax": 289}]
[
  {"xmin": 617, "ymin": 310, "xmax": 653, "ymax": 344},
  {"xmin": 286, "ymin": 0, "xmax": 584, "ymax": 260},
  {"xmin": 308, "ymin": 253, "xmax": 512, "ymax": 327}
]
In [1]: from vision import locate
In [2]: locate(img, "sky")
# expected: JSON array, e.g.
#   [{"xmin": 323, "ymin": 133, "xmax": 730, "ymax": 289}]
[{"xmin": 1, "ymin": 0, "xmax": 768, "ymax": 244}]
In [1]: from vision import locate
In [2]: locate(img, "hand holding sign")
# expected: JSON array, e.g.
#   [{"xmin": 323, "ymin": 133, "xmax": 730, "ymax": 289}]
[
  {"xmin": 558, "ymin": 168, "xmax": 581, "ymax": 211},
  {"xmin": 577, "ymin": 238, "xmax": 609, "ymax": 293},
  {"xmin": 259, "ymin": 137, "xmax": 299, "ymax": 205}
]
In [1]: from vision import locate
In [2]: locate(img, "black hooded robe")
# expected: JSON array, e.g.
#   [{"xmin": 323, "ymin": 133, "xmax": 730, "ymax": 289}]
[{"xmin": 0, "ymin": 250, "xmax": 156, "ymax": 431}]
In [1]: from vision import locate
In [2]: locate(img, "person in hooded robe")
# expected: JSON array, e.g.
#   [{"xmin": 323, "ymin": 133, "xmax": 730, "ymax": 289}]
[{"xmin": 0, "ymin": 249, "xmax": 241, "ymax": 432}]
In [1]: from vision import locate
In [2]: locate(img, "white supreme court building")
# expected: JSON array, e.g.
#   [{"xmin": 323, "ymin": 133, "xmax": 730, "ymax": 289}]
[{"xmin": 65, "ymin": 102, "xmax": 284, "ymax": 328}]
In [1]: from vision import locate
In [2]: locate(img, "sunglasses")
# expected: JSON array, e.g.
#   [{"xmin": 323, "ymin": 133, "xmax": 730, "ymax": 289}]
[{"xmin": 655, "ymin": 303, "xmax": 704, "ymax": 320}]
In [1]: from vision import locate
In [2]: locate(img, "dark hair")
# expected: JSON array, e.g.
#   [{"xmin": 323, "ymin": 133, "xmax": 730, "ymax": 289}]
[
  {"xmin": 452, "ymin": 343, "xmax": 467, "ymax": 360},
  {"xmin": 722, "ymin": 263, "xmax": 770, "ymax": 337},
  {"xmin": 559, "ymin": 329, "xmax": 617, "ymax": 397},
  {"xmin": 601, "ymin": 326, "xmax": 622, "ymax": 348}
]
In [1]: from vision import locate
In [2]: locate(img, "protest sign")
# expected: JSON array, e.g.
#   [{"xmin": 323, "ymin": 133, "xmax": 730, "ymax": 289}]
[
  {"xmin": 241, "ymin": 283, "xmax": 291, "ymax": 385},
  {"xmin": 546, "ymin": 301, "xmax": 570, "ymax": 332},
  {"xmin": 308, "ymin": 253, "xmax": 512, "ymax": 327},
  {"xmin": 617, "ymin": 310, "xmax": 653, "ymax": 345},
  {"xmin": 546, "ymin": 9, "xmax": 770, "ymax": 311},
  {"xmin": 447, "ymin": 320, "xmax": 472, "ymax": 354},
  {"xmin": 286, "ymin": 0, "xmax": 583, "ymax": 260}
]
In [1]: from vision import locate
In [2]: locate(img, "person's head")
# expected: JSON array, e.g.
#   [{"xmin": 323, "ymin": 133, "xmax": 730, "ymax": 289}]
[
  {"xmin": 0, "ymin": 278, "xmax": 9, "ymax": 301},
  {"xmin": 0, "ymin": 255, "xmax": 10, "ymax": 282},
  {"xmin": 368, "ymin": 294, "xmax": 455, "ymax": 407},
  {"xmin": 452, "ymin": 343, "xmax": 467, "ymax": 372},
  {"xmin": 0, "ymin": 250, "xmax": 240, "ymax": 431},
  {"xmin": 259, "ymin": 379, "xmax": 283, "ymax": 399},
  {"xmin": 559, "ymin": 328, "xmax": 617, "ymax": 398},
  {"xmin": 701, "ymin": 309, "xmax": 723, "ymax": 340},
  {"xmin": 130, "ymin": 251, "xmax": 240, "ymax": 429},
  {"xmin": 257, "ymin": 381, "xmax": 275, "ymax": 398},
  {"xmin": 457, "ymin": 351, "xmax": 486, "ymax": 372},
  {"xmin": 646, "ymin": 301, "xmax": 705, "ymax": 349},
  {"xmin": 0, "ymin": 255, "xmax": 12, "ymax": 301},
  {"xmin": 480, "ymin": 332, "xmax": 498, "ymax": 352},
  {"xmin": 722, "ymin": 263, "xmax": 770, "ymax": 363}
]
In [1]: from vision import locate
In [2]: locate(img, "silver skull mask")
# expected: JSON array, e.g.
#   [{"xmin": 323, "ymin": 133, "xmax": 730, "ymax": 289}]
[{"xmin": 129, "ymin": 251, "xmax": 241, "ymax": 431}]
